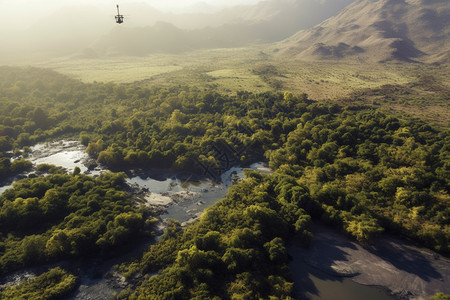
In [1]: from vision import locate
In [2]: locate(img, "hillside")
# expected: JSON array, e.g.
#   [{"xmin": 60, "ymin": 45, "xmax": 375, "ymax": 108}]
[{"xmin": 275, "ymin": 0, "xmax": 450, "ymax": 63}]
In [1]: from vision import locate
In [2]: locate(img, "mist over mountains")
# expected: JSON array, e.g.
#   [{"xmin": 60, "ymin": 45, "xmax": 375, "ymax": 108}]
[
  {"xmin": 93, "ymin": 0, "xmax": 355, "ymax": 55},
  {"xmin": 1, "ymin": 0, "xmax": 448, "ymax": 63},
  {"xmin": 1, "ymin": 0, "xmax": 353, "ymax": 60},
  {"xmin": 276, "ymin": 0, "xmax": 450, "ymax": 63}
]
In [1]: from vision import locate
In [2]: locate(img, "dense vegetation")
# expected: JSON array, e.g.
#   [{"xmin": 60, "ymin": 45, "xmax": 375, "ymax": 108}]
[
  {"xmin": 0, "ymin": 170, "xmax": 156, "ymax": 275},
  {"xmin": 0, "ymin": 66, "xmax": 448, "ymax": 298},
  {"xmin": 117, "ymin": 107, "xmax": 449, "ymax": 298},
  {"xmin": 0, "ymin": 267, "xmax": 77, "ymax": 300},
  {"xmin": 0, "ymin": 158, "xmax": 32, "ymax": 182},
  {"xmin": 118, "ymin": 169, "xmax": 312, "ymax": 299}
]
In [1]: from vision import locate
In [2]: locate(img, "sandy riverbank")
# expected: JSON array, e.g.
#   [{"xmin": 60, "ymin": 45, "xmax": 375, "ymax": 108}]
[{"xmin": 289, "ymin": 224, "xmax": 449, "ymax": 300}]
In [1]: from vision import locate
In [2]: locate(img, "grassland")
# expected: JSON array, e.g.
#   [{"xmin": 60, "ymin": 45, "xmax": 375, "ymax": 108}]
[
  {"xmin": 33, "ymin": 46, "xmax": 449, "ymax": 126},
  {"xmin": 35, "ymin": 55, "xmax": 183, "ymax": 83}
]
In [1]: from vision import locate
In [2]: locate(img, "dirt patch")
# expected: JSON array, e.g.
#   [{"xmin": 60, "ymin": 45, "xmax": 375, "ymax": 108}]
[{"xmin": 144, "ymin": 193, "xmax": 173, "ymax": 206}]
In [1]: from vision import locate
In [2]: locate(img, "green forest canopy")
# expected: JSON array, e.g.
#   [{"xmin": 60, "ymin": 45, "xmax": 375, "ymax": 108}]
[{"xmin": 0, "ymin": 66, "xmax": 448, "ymax": 299}]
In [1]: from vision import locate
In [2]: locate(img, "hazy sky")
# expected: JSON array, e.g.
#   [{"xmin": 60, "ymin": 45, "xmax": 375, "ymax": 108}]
[{"xmin": 1, "ymin": 0, "xmax": 262, "ymax": 29}]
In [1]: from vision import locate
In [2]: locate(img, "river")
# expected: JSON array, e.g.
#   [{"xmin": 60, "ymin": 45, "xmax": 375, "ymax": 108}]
[
  {"xmin": 0, "ymin": 141, "xmax": 272, "ymax": 299},
  {"xmin": 1, "ymin": 141, "xmax": 448, "ymax": 299}
]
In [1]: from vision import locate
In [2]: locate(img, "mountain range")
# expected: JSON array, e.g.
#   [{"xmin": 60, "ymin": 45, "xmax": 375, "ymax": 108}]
[
  {"xmin": 1, "ymin": 0, "xmax": 448, "ymax": 64},
  {"xmin": 275, "ymin": 0, "xmax": 450, "ymax": 63}
]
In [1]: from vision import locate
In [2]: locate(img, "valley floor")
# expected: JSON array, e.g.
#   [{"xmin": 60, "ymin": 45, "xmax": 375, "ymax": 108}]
[{"xmin": 33, "ymin": 48, "xmax": 449, "ymax": 126}]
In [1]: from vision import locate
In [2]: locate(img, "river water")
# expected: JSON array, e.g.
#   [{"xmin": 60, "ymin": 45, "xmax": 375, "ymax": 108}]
[
  {"xmin": 3, "ymin": 141, "xmax": 436, "ymax": 299},
  {"xmin": 289, "ymin": 244, "xmax": 397, "ymax": 300},
  {"xmin": 0, "ymin": 142, "xmax": 276, "ymax": 299}
]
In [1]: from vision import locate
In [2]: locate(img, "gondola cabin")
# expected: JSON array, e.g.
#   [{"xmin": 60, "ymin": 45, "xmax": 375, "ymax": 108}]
[{"xmin": 115, "ymin": 5, "xmax": 124, "ymax": 24}]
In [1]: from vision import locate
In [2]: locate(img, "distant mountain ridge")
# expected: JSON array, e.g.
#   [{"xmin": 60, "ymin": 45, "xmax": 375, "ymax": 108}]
[
  {"xmin": 275, "ymin": 0, "xmax": 450, "ymax": 63},
  {"xmin": 1, "ymin": 0, "xmax": 356, "ymax": 61},
  {"xmin": 90, "ymin": 0, "xmax": 355, "ymax": 56},
  {"xmin": 112, "ymin": 0, "xmax": 355, "ymax": 31}
]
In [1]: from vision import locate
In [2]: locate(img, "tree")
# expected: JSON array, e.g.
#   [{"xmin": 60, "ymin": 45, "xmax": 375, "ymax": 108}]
[
  {"xmin": 346, "ymin": 215, "xmax": 383, "ymax": 242},
  {"xmin": 264, "ymin": 237, "xmax": 287, "ymax": 263}
]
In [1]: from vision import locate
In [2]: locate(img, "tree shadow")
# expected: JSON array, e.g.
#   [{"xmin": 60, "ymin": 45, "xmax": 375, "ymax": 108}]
[
  {"xmin": 288, "ymin": 229, "xmax": 358, "ymax": 299},
  {"xmin": 288, "ymin": 253, "xmax": 320, "ymax": 299},
  {"xmin": 288, "ymin": 223, "xmax": 447, "ymax": 300},
  {"xmin": 287, "ymin": 223, "xmax": 412, "ymax": 300},
  {"xmin": 365, "ymin": 236, "xmax": 443, "ymax": 282}
]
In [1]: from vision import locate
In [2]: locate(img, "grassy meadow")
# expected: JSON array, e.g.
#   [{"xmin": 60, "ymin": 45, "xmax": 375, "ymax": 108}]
[{"xmin": 35, "ymin": 46, "xmax": 449, "ymax": 126}]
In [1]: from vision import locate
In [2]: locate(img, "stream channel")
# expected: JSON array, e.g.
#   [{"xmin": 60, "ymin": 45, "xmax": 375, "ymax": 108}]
[{"xmin": 2, "ymin": 141, "xmax": 446, "ymax": 299}]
